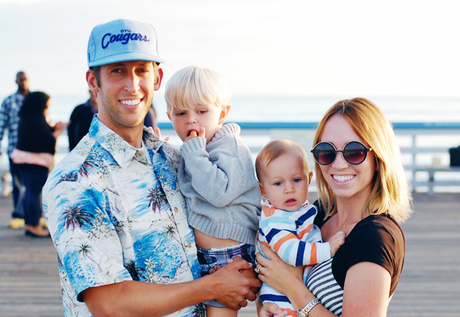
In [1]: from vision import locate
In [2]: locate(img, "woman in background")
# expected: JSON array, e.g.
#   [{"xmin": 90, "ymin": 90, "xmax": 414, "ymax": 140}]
[
  {"xmin": 12, "ymin": 91, "xmax": 67, "ymax": 237},
  {"xmin": 257, "ymin": 97, "xmax": 412, "ymax": 317}
]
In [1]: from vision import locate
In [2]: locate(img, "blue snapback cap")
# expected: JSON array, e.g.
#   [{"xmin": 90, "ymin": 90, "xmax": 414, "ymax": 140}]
[{"xmin": 87, "ymin": 19, "xmax": 164, "ymax": 67}]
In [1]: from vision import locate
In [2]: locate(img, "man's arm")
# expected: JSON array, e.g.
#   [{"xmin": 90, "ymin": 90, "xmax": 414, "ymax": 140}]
[{"xmin": 82, "ymin": 258, "xmax": 261, "ymax": 317}]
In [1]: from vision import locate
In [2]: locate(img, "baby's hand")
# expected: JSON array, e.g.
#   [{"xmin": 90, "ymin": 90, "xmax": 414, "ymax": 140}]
[
  {"xmin": 329, "ymin": 231, "xmax": 345, "ymax": 256},
  {"xmin": 185, "ymin": 127, "xmax": 206, "ymax": 142}
]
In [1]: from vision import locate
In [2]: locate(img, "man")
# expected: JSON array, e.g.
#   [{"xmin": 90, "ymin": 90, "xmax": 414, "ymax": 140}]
[
  {"xmin": 43, "ymin": 19, "xmax": 259, "ymax": 317},
  {"xmin": 0, "ymin": 71, "xmax": 29, "ymax": 228},
  {"xmin": 67, "ymin": 90, "xmax": 98, "ymax": 151}
]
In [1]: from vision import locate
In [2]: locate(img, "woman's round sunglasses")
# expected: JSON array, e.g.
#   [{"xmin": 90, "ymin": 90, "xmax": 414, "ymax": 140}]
[{"xmin": 311, "ymin": 141, "xmax": 372, "ymax": 166}]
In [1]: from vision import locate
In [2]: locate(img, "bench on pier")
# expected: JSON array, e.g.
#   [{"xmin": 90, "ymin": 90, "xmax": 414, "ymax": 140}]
[{"xmin": 412, "ymin": 166, "xmax": 460, "ymax": 195}]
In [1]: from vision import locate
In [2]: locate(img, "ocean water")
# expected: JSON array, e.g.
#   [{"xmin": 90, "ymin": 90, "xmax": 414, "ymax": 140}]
[{"xmin": 39, "ymin": 94, "xmax": 460, "ymax": 123}]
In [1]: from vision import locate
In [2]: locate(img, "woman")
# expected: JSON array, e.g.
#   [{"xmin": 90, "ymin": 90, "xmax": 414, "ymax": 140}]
[
  {"xmin": 257, "ymin": 97, "xmax": 412, "ymax": 317},
  {"xmin": 12, "ymin": 91, "xmax": 67, "ymax": 237}
]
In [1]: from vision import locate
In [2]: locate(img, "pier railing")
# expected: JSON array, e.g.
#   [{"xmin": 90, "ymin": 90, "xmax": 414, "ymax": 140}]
[
  {"xmin": 158, "ymin": 121, "xmax": 460, "ymax": 194},
  {"xmin": 2, "ymin": 122, "xmax": 456, "ymax": 196}
]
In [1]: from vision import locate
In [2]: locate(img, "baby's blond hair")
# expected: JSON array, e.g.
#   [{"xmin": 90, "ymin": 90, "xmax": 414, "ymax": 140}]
[{"xmin": 256, "ymin": 139, "xmax": 310, "ymax": 184}]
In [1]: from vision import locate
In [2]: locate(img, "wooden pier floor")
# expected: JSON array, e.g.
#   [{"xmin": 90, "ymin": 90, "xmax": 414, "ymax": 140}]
[{"xmin": 1, "ymin": 192, "xmax": 459, "ymax": 316}]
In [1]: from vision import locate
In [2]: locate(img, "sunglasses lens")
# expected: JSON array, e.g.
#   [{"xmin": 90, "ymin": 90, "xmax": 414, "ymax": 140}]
[
  {"xmin": 343, "ymin": 142, "xmax": 367, "ymax": 164},
  {"xmin": 313, "ymin": 143, "xmax": 336, "ymax": 165}
]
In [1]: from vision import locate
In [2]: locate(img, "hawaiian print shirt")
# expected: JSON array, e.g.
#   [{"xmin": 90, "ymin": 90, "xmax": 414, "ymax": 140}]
[
  {"xmin": 0, "ymin": 92, "xmax": 24, "ymax": 155},
  {"xmin": 43, "ymin": 116, "xmax": 202, "ymax": 317}
]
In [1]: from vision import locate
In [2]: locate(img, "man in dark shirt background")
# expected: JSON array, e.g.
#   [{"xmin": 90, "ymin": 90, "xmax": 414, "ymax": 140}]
[{"xmin": 67, "ymin": 90, "xmax": 98, "ymax": 151}]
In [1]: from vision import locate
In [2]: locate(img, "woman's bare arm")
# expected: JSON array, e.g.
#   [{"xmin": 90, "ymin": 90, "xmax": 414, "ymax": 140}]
[{"xmin": 257, "ymin": 244, "xmax": 391, "ymax": 317}]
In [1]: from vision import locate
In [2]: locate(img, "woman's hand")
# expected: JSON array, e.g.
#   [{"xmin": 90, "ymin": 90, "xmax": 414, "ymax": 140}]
[
  {"xmin": 52, "ymin": 121, "xmax": 69, "ymax": 138},
  {"xmin": 256, "ymin": 244, "xmax": 304, "ymax": 298}
]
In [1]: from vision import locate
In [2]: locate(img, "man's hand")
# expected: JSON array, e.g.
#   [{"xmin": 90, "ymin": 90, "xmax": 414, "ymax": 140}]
[
  {"xmin": 209, "ymin": 257, "xmax": 261, "ymax": 310},
  {"xmin": 232, "ymin": 256, "xmax": 260, "ymax": 295}
]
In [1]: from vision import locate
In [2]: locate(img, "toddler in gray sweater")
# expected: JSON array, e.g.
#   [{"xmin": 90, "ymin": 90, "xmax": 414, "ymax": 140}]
[{"xmin": 165, "ymin": 65, "xmax": 261, "ymax": 317}]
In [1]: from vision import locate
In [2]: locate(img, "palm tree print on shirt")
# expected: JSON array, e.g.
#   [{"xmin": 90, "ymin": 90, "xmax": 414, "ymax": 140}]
[
  {"xmin": 63, "ymin": 205, "xmax": 95, "ymax": 231},
  {"xmin": 78, "ymin": 243, "xmax": 102, "ymax": 272},
  {"xmin": 148, "ymin": 185, "xmax": 168, "ymax": 213}
]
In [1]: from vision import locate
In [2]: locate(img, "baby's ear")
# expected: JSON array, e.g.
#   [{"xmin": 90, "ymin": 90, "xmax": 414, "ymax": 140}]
[
  {"xmin": 259, "ymin": 184, "xmax": 268, "ymax": 198},
  {"xmin": 308, "ymin": 171, "xmax": 313, "ymax": 185},
  {"xmin": 167, "ymin": 112, "xmax": 172, "ymax": 121}
]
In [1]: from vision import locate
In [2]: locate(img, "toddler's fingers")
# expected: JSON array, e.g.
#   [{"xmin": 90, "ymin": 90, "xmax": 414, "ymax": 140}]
[{"xmin": 198, "ymin": 127, "xmax": 206, "ymax": 138}]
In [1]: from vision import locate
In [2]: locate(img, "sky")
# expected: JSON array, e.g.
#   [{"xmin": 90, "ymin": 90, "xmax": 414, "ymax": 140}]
[{"xmin": 1, "ymin": 0, "xmax": 460, "ymax": 98}]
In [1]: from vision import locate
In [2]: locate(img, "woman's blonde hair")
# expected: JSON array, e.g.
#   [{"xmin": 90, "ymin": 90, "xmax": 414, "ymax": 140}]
[
  {"xmin": 313, "ymin": 97, "xmax": 412, "ymax": 223},
  {"xmin": 165, "ymin": 65, "xmax": 231, "ymax": 113}
]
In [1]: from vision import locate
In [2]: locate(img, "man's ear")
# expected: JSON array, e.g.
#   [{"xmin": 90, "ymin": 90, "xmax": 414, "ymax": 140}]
[
  {"xmin": 154, "ymin": 68, "xmax": 164, "ymax": 91},
  {"xmin": 86, "ymin": 70, "xmax": 100, "ymax": 94},
  {"xmin": 259, "ymin": 184, "xmax": 268, "ymax": 198},
  {"xmin": 218, "ymin": 105, "xmax": 231, "ymax": 125}
]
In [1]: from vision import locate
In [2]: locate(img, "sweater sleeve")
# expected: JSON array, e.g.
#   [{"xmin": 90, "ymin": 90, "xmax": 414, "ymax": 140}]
[{"xmin": 179, "ymin": 135, "xmax": 251, "ymax": 208}]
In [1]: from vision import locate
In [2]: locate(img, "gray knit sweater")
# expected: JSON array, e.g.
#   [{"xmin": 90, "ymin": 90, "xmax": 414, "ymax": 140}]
[{"xmin": 178, "ymin": 123, "xmax": 261, "ymax": 245}]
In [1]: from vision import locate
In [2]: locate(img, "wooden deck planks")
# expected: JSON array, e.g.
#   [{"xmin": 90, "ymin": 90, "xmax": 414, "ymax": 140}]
[{"xmin": 0, "ymin": 192, "xmax": 459, "ymax": 316}]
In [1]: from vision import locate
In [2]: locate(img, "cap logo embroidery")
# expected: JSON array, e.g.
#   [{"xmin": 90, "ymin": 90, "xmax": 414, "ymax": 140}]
[{"xmin": 101, "ymin": 29, "xmax": 150, "ymax": 49}]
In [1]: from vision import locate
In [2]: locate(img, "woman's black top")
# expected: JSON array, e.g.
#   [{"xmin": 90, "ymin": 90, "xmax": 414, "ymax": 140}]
[
  {"xmin": 307, "ymin": 200, "xmax": 406, "ymax": 316},
  {"xmin": 16, "ymin": 116, "xmax": 56, "ymax": 154}
]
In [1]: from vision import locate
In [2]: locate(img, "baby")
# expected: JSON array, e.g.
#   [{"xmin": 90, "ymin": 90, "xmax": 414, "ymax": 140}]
[
  {"xmin": 165, "ymin": 65, "xmax": 261, "ymax": 317},
  {"xmin": 256, "ymin": 140, "xmax": 345, "ymax": 317}
]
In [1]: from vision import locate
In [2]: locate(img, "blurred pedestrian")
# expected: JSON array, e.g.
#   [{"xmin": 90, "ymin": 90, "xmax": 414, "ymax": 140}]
[
  {"xmin": 0, "ymin": 71, "xmax": 29, "ymax": 229},
  {"xmin": 67, "ymin": 90, "xmax": 98, "ymax": 151},
  {"xmin": 11, "ymin": 91, "xmax": 68, "ymax": 237}
]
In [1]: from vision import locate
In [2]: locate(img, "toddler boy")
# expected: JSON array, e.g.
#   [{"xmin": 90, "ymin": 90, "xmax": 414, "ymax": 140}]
[{"xmin": 166, "ymin": 65, "xmax": 261, "ymax": 317}]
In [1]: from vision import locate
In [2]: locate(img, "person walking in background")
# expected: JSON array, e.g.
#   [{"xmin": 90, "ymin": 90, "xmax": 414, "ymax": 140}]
[
  {"xmin": 0, "ymin": 71, "xmax": 29, "ymax": 229},
  {"xmin": 67, "ymin": 90, "xmax": 98, "ymax": 151},
  {"xmin": 11, "ymin": 91, "xmax": 68, "ymax": 237}
]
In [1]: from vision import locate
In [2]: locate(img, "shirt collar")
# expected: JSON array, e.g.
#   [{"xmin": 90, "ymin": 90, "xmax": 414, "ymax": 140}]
[{"xmin": 89, "ymin": 116, "xmax": 163, "ymax": 169}]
